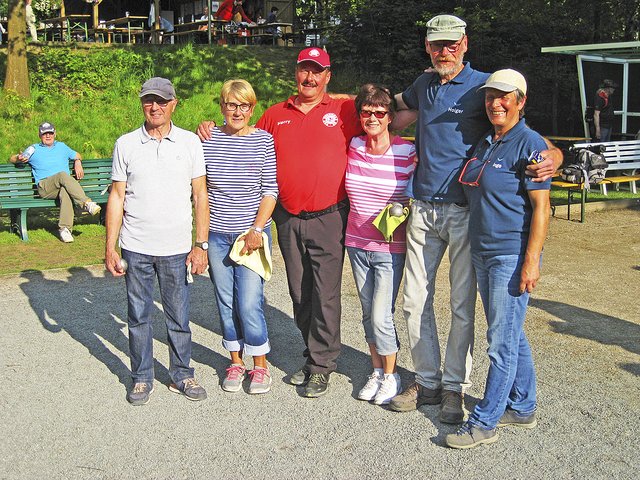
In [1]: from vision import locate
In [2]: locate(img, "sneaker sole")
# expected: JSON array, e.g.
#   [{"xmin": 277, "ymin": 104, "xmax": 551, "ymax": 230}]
[
  {"xmin": 248, "ymin": 385, "xmax": 272, "ymax": 395},
  {"xmin": 221, "ymin": 383, "xmax": 244, "ymax": 393},
  {"xmin": 168, "ymin": 384, "xmax": 207, "ymax": 401},
  {"xmin": 389, "ymin": 395, "xmax": 442, "ymax": 412},
  {"xmin": 497, "ymin": 419, "xmax": 537, "ymax": 429},
  {"xmin": 446, "ymin": 432, "xmax": 499, "ymax": 450},
  {"xmin": 127, "ymin": 386, "xmax": 154, "ymax": 406},
  {"xmin": 303, "ymin": 386, "xmax": 329, "ymax": 398}
]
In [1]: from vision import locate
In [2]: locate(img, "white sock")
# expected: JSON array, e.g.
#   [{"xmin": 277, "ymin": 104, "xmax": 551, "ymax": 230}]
[{"xmin": 374, "ymin": 368, "xmax": 383, "ymax": 377}]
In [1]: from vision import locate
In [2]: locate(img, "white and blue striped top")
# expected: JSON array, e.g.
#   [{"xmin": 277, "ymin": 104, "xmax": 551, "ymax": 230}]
[{"xmin": 203, "ymin": 127, "xmax": 278, "ymax": 233}]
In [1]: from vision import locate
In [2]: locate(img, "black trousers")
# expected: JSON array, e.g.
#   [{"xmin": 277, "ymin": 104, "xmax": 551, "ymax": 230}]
[{"xmin": 272, "ymin": 203, "xmax": 348, "ymax": 374}]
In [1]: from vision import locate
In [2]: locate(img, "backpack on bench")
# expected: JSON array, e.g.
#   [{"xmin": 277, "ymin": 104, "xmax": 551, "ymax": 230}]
[{"xmin": 560, "ymin": 147, "xmax": 608, "ymax": 189}]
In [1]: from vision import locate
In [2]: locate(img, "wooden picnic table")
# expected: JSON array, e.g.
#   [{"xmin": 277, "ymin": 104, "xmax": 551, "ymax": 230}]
[
  {"xmin": 104, "ymin": 16, "xmax": 147, "ymax": 43},
  {"xmin": 42, "ymin": 14, "xmax": 90, "ymax": 42}
]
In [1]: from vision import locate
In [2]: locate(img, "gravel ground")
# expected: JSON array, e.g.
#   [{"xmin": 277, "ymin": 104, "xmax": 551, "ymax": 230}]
[{"xmin": 1, "ymin": 207, "xmax": 639, "ymax": 479}]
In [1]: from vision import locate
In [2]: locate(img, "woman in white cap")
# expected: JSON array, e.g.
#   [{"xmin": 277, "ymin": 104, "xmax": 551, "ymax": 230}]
[
  {"xmin": 447, "ymin": 69, "xmax": 550, "ymax": 449},
  {"xmin": 202, "ymin": 79, "xmax": 277, "ymax": 395}
]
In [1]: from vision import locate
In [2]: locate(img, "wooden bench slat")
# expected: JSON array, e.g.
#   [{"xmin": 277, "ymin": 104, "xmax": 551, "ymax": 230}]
[{"xmin": 0, "ymin": 158, "xmax": 111, "ymax": 241}]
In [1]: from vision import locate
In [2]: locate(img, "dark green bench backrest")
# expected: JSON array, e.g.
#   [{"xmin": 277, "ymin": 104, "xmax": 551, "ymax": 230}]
[{"xmin": 0, "ymin": 158, "xmax": 112, "ymax": 202}]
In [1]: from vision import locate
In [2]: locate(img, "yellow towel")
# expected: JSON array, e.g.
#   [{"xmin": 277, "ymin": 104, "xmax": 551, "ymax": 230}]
[
  {"xmin": 372, "ymin": 204, "xmax": 409, "ymax": 242},
  {"xmin": 229, "ymin": 230, "xmax": 273, "ymax": 281}
]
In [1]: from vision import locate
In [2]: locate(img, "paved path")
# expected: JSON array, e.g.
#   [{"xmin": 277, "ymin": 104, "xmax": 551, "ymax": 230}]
[{"xmin": 1, "ymin": 208, "xmax": 639, "ymax": 479}]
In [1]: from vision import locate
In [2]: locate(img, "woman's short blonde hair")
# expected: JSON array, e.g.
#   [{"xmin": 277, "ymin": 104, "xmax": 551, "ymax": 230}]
[{"xmin": 219, "ymin": 79, "xmax": 257, "ymax": 107}]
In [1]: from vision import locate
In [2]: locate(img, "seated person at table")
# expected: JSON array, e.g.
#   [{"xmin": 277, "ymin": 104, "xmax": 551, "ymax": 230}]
[
  {"xmin": 265, "ymin": 6, "xmax": 281, "ymax": 36},
  {"xmin": 9, "ymin": 122, "xmax": 102, "ymax": 243},
  {"xmin": 216, "ymin": 0, "xmax": 254, "ymax": 24},
  {"xmin": 199, "ymin": 6, "xmax": 212, "ymax": 31}
]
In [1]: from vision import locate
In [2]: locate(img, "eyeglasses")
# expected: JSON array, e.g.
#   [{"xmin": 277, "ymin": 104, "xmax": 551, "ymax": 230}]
[
  {"xmin": 458, "ymin": 157, "xmax": 488, "ymax": 187},
  {"xmin": 359, "ymin": 110, "xmax": 389, "ymax": 119},
  {"xmin": 429, "ymin": 38, "xmax": 464, "ymax": 54},
  {"xmin": 142, "ymin": 98, "xmax": 171, "ymax": 108},
  {"xmin": 223, "ymin": 102, "xmax": 252, "ymax": 113}
]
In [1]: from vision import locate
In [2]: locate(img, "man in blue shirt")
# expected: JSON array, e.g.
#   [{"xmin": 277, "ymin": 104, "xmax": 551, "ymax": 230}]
[
  {"xmin": 388, "ymin": 15, "xmax": 563, "ymax": 423},
  {"xmin": 10, "ymin": 122, "xmax": 101, "ymax": 243}
]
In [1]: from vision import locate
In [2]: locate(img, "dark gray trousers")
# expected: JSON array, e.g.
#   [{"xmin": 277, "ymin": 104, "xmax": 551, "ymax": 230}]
[{"xmin": 273, "ymin": 203, "xmax": 348, "ymax": 374}]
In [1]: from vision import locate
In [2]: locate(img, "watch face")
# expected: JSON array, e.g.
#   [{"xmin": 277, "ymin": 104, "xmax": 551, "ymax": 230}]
[{"xmin": 202, "ymin": 242, "xmax": 209, "ymax": 250}]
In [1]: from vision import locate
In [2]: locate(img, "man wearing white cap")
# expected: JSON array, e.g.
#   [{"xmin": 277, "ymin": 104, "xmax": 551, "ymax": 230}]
[
  {"xmin": 10, "ymin": 122, "xmax": 101, "ymax": 243},
  {"xmin": 105, "ymin": 77, "xmax": 210, "ymax": 406},
  {"xmin": 389, "ymin": 14, "xmax": 563, "ymax": 423}
]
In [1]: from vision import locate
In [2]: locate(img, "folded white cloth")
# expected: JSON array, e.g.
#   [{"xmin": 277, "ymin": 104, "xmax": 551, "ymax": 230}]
[{"xmin": 229, "ymin": 230, "xmax": 273, "ymax": 281}]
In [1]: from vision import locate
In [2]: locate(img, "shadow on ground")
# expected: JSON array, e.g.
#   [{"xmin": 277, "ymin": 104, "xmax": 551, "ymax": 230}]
[{"xmin": 530, "ymin": 298, "xmax": 640, "ymax": 376}]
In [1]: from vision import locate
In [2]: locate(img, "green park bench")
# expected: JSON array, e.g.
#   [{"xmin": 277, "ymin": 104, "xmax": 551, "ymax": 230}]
[{"xmin": 0, "ymin": 158, "xmax": 112, "ymax": 241}]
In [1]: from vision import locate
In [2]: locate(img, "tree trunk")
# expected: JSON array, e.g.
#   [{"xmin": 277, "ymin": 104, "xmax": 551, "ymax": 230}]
[{"xmin": 4, "ymin": 0, "xmax": 30, "ymax": 98}]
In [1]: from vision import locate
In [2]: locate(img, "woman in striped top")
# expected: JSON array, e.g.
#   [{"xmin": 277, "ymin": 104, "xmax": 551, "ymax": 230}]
[
  {"xmin": 203, "ymin": 79, "xmax": 278, "ymax": 395},
  {"xmin": 345, "ymin": 84, "xmax": 417, "ymax": 406}
]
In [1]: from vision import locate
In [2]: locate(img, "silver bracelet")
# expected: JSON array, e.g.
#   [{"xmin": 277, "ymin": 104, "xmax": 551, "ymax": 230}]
[{"xmin": 250, "ymin": 226, "xmax": 263, "ymax": 233}]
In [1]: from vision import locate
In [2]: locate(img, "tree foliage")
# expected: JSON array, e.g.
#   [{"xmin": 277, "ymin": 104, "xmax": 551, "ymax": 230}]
[{"xmin": 322, "ymin": 0, "xmax": 640, "ymax": 135}]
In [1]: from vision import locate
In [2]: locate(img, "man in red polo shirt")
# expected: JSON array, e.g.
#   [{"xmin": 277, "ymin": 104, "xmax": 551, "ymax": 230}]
[{"xmin": 198, "ymin": 48, "xmax": 361, "ymax": 397}]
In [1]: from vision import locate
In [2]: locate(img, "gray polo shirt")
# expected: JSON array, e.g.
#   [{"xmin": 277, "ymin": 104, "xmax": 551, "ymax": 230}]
[{"xmin": 112, "ymin": 123, "xmax": 206, "ymax": 256}]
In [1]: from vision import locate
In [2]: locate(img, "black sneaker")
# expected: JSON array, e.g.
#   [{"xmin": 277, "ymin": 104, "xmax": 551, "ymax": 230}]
[
  {"xmin": 127, "ymin": 382, "xmax": 154, "ymax": 406},
  {"xmin": 168, "ymin": 377, "xmax": 207, "ymax": 401},
  {"xmin": 303, "ymin": 373, "xmax": 330, "ymax": 397},
  {"xmin": 439, "ymin": 390, "xmax": 465, "ymax": 424},
  {"xmin": 289, "ymin": 365, "xmax": 311, "ymax": 386}
]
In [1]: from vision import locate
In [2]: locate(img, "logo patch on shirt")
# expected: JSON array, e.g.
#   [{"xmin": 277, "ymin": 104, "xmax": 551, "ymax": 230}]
[
  {"xmin": 277, "ymin": 120, "xmax": 292, "ymax": 126},
  {"xmin": 493, "ymin": 160, "xmax": 503, "ymax": 168},
  {"xmin": 322, "ymin": 113, "xmax": 339, "ymax": 127}
]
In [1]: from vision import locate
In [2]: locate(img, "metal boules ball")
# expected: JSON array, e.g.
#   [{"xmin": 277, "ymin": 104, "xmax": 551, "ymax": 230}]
[
  {"xmin": 119, "ymin": 258, "xmax": 128, "ymax": 272},
  {"xmin": 389, "ymin": 203, "xmax": 405, "ymax": 217}
]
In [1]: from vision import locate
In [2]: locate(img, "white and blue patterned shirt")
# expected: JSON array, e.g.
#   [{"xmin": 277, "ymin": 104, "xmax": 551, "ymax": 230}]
[{"xmin": 203, "ymin": 127, "xmax": 278, "ymax": 233}]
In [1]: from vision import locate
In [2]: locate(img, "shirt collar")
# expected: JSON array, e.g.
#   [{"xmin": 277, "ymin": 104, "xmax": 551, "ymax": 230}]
[
  {"xmin": 432, "ymin": 61, "xmax": 473, "ymax": 86},
  {"xmin": 483, "ymin": 118, "xmax": 527, "ymax": 145},
  {"xmin": 286, "ymin": 93, "xmax": 331, "ymax": 109},
  {"xmin": 139, "ymin": 122, "xmax": 176, "ymax": 143}
]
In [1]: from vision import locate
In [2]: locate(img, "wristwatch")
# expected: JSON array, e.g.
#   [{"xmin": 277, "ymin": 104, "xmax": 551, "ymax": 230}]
[{"xmin": 194, "ymin": 241, "xmax": 209, "ymax": 251}]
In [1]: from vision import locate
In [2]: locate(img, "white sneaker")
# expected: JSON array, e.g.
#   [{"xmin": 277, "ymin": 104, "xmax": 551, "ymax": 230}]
[
  {"xmin": 84, "ymin": 201, "xmax": 101, "ymax": 216},
  {"xmin": 59, "ymin": 227, "xmax": 74, "ymax": 243},
  {"xmin": 374, "ymin": 373, "xmax": 401, "ymax": 405},
  {"xmin": 357, "ymin": 371, "xmax": 383, "ymax": 401}
]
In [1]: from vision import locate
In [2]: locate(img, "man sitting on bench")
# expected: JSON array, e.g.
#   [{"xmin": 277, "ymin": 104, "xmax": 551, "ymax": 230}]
[{"xmin": 10, "ymin": 122, "xmax": 101, "ymax": 243}]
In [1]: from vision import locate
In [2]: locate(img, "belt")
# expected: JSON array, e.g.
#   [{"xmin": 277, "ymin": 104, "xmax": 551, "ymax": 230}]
[{"xmin": 296, "ymin": 199, "xmax": 350, "ymax": 220}]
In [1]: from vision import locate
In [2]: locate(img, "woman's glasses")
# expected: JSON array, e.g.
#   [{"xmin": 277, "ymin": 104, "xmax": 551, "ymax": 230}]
[
  {"xmin": 224, "ymin": 102, "xmax": 252, "ymax": 113},
  {"xmin": 359, "ymin": 110, "xmax": 389, "ymax": 119},
  {"xmin": 458, "ymin": 157, "xmax": 488, "ymax": 187}
]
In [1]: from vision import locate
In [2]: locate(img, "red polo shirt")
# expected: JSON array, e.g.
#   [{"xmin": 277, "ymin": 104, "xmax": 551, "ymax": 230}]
[{"xmin": 256, "ymin": 94, "xmax": 361, "ymax": 215}]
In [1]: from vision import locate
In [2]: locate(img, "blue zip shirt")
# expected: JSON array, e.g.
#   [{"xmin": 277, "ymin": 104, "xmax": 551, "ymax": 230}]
[
  {"xmin": 462, "ymin": 119, "xmax": 550, "ymax": 256},
  {"xmin": 402, "ymin": 62, "xmax": 490, "ymax": 203}
]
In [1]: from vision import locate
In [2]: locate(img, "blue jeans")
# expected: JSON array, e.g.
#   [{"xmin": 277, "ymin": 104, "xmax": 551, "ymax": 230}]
[
  {"xmin": 207, "ymin": 230, "xmax": 271, "ymax": 356},
  {"xmin": 122, "ymin": 249, "xmax": 195, "ymax": 385},
  {"xmin": 402, "ymin": 200, "xmax": 476, "ymax": 392},
  {"xmin": 347, "ymin": 247, "xmax": 404, "ymax": 355},
  {"xmin": 469, "ymin": 252, "xmax": 537, "ymax": 429}
]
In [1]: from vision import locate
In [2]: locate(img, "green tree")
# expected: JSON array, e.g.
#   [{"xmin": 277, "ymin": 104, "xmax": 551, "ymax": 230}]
[{"xmin": 4, "ymin": 0, "xmax": 30, "ymax": 98}]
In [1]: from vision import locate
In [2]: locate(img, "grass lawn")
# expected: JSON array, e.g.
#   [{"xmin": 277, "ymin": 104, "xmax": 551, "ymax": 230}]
[{"xmin": 0, "ymin": 209, "xmax": 106, "ymax": 275}]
